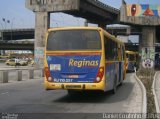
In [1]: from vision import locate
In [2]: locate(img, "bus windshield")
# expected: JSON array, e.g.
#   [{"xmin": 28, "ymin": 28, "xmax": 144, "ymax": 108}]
[{"xmin": 47, "ymin": 30, "xmax": 101, "ymax": 51}]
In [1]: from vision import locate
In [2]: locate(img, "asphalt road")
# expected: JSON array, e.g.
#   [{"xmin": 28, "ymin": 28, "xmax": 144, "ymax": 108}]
[{"xmin": 0, "ymin": 73, "xmax": 143, "ymax": 118}]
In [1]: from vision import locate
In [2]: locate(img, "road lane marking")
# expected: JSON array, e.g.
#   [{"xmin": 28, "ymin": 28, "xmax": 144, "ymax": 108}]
[{"xmin": 1, "ymin": 92, "xmax": 9, "ymax": 95}]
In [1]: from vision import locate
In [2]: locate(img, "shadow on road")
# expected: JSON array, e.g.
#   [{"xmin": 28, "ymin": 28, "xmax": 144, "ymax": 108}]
[{"xmin": 53, "ymin": 82, "xmax": 134, "ymax": 104}]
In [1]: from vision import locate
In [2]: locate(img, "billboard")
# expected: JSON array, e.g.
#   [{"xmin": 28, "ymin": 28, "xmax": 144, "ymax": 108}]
[{"xmin": 126, "ymin": 4, "xmax": 160, "ymax": 17}]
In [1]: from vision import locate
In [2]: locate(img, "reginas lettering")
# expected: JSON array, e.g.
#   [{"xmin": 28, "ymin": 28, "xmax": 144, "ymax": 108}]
[{"xmin": 69, "ymin": 59, "xmax": 99, "ymax": 68}]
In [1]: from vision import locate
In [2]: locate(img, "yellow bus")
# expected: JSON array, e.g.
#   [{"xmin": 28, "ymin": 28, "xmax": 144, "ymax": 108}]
[
  {"xmin": 125, "ymin": 50, "xmax": 138, "ymax": 72},
  {"xmin": 44, "ymin": 27, "xmax": 126, "ymax": 94}
]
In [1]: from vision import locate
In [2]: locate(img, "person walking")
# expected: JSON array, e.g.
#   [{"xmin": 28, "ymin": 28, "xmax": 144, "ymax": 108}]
[{"xmin": 15, "ymin": 58, "xmax": 19, "ymax": 67}]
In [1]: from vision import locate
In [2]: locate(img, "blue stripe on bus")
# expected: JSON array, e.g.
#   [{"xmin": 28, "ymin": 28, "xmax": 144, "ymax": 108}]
[{"xmin": 47, "ymin": 55, "xmax": 101, "ymax": 83}]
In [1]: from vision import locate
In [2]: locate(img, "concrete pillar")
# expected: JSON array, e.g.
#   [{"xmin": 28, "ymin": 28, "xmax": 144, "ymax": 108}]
[
  {"xmin": 139, "ymin": 26, "xmax": 156, "ymax": 71},
  {"xmin": 17, "ymin": 70, "xmax": 22, "ymax": 81},
  {"xmin": 0, "ymin": 71, "xmax": 8, "ymax": 83},
  {"xmin": 142, "ymin": 27, "xmax": 155, "ymax": 47},
  {"xmin": 29, "ymin": 69, "xmax": 34, "ymax": 79},
  {"xmin": 34, "ymin": 12, "xmax": 50, "ymax": 68},
  {"xmin": 138, "ymin": 34, "xmax": 142, "ymax": 70},
  {"xmin": 139, "ymin": 34, "xmax": 142, "ymax": 52}
]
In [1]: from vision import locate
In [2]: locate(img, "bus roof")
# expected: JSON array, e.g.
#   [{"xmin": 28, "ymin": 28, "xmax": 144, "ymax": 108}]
[{"xmin": 48, "ymin": 27, "xmax": 102, "ymax": 32}]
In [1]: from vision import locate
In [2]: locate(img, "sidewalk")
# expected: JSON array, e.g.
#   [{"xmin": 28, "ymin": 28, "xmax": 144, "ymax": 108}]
[
  {"xmin": 155, "ymin": 71, "xmax": 160, "ymax": 111},
  {"xmin": 125, "ymin": 74, "xmax": 143, "ymax": 113}
]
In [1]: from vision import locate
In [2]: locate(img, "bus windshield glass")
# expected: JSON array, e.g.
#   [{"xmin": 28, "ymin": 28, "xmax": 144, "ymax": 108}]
[{"xmin": 47, "ymin": 30, "xmax": 101, "ymax": 51}]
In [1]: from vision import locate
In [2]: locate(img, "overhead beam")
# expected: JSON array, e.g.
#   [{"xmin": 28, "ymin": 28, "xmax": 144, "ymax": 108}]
[
  {"xmin": 26, "ymin": 0, "xmax": 119, "ymax": 25},
  {"xmin": 0, "ymin": 43, "xmax": 34, "ymax": 50}
]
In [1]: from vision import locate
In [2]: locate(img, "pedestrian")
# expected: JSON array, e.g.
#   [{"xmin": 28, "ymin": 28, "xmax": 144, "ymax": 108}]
[{"xmin": 15, "ymin": 58, "xmax": 19, "ymax": 67}]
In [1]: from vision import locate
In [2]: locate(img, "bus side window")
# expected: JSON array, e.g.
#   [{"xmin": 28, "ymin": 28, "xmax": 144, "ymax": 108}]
[
  {"xmin": 104, "ymin": 36, "xmax": 108, "ymax": 60},
  {"xmin": 104, "ymin": 36, "xmax": 118, "ymax": 61},
  {"xmin": 122, "ymin": 46, "xmax": 125, "ymax": 61},
  {"xmin": 104, "ymin": 36, "xmax": 111, "ymax": 60},
  {"xmin": 110, "ymin": 39, "xmax": 118, "ymax": 61},
  {"xmin": 113, "ymin": 41, "xmax": 118, "ymax": 61}
]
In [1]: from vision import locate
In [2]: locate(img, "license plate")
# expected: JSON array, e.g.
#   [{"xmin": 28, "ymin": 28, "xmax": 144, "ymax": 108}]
[
  {"xmin": 68, "ymin": 75, "xmax": 79, "ymax": 78},
  {"xmin": 66, "ymin": 85, "xmax": 81, "ymax": 89}
]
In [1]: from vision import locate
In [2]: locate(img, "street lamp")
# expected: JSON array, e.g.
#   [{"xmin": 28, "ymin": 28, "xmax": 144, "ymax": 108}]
[
  {"xmin": 2, "ymin": 18, "xmax": 13, "ymax": 40},
  {"xmin": 1, "ymin": 18, "xmax": 12, "ymax": 55},
  {"xmin": 2, "ymin": 18, "xmax": 10, "ymax": 29},
  {"xmin": 2, "ymin": 18, "xmax": 6, "ymax": 29}
]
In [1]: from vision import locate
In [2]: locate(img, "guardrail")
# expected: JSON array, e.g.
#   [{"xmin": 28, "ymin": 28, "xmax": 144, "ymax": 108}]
[{"xmin": 0, "ymin": 68, "xmax": 44, "ymax": 83}]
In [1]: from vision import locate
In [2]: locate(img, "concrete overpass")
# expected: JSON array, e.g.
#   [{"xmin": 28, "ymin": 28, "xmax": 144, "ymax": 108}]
[
  {"xmin": 0, "ymin": 29, "xmax": 34, "ymax": 41},
  {"xmin": 26, "ymin": 0, "xmax": 120, "ymax": 26},
  {"xmin": 0, "ymin": 42, "xmax": 34, "ymax": 51},
  {"xmin": 106, "ymin": 26, "xmax": 160, "ymax": 44},
  {"xmin": 1, "ymin": 26, "xmax": 160, "ymax": 42},
  {"xmin": 106, "ymin": 26, "xmax": 142, "ymax": 35}
]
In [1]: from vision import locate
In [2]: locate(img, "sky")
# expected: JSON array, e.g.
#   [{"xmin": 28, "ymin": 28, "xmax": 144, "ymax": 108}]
[{"xmin": 0, "ymin": 0, "xmax": 160, "ymax": 29}]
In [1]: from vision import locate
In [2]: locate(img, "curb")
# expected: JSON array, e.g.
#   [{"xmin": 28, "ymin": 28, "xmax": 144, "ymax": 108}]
[
  {"xmin": 0, "ymin": 67, "xmax": 39, "ymax": 71},
  {"xmin": 134, "ymin": 73, "xmax": 147, "ymax": 116},
  {"xmin": 152, "ymin": 72, "xmax": 160, "ymax": 113}
]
